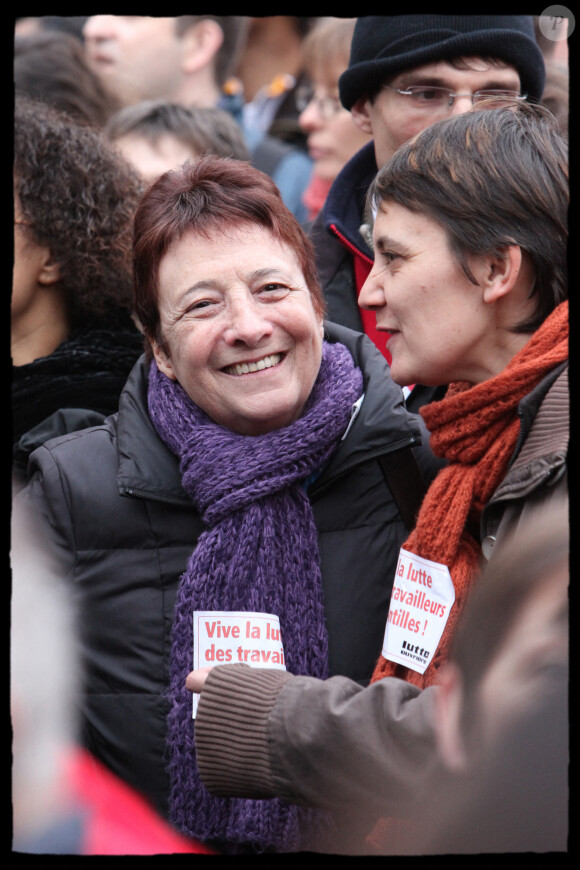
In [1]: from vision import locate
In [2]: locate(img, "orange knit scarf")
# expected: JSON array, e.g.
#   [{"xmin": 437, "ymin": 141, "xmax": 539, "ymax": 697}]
[{"xmin": 371, "ymin": 300, "xmax": 568, "ymax": 690}]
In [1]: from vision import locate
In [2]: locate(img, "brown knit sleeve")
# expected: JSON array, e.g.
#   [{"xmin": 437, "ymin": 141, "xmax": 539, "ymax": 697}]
[{"xmin": 194, "ymin": 663, "xmax": 294, "ymax": 798}]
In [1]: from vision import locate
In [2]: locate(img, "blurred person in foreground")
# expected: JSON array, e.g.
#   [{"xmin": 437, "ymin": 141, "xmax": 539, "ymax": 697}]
[
  {"xmin": 406, "ymin": 498, "xmax": 569, "ymax": 854},
  {"xmin": 14, "ymin": 155, "xmax": 443, "ymax": 854},
  {"xmin": 186, "ymin": 101, "xmax": 568, "ymax": 853},
  {"xmin": 11, "ymin": 496, "xmax": 213, "ymax": 854},
  {"xmin": 296, "ymin": 17, "xmax": 371, "ymax": 222}
]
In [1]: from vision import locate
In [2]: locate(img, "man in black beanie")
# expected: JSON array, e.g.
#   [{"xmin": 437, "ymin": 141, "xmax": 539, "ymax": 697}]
[{"xmin": 309, "ymin": 15, "xmax": 545, "ymax": 409}]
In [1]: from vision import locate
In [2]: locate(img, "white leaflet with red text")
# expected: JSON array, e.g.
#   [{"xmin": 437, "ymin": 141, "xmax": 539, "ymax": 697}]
[
  {"xmin": 381, "ymin": 548, "xmax": 455, "ymax": 674},
  {"xmin": 191, "ymin": 611, "xmax": 286, "ymax": 717}
]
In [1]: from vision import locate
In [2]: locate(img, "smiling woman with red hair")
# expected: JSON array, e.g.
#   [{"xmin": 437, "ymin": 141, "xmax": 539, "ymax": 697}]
[{"xmin": 15, "ymin": 154, "xmax": 442, "ymax": 854}]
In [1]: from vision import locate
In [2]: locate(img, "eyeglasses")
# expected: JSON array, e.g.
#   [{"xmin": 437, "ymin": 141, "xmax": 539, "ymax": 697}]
[
  {"xmin": 295, "ymin": 85, "xmax": 344, "ymax": 120},
  {"xmin": 383, "ymin": 85, "xmax": 527, "ymax": 112}
]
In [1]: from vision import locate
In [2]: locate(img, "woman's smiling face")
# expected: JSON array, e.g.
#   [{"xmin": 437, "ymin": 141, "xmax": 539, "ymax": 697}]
[{"xmin": 152, "ymin": 224, "xmax": 324, "ymax": 435}]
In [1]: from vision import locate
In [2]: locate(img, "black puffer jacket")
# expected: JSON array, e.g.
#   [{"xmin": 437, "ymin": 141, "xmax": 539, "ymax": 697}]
[{"xmin": 16, "ymin": 322, "xmax": 444, "ymax": 819}]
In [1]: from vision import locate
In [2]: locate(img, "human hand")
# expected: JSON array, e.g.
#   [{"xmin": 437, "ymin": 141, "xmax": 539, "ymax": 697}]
[{"xmin": 185, "ymin": 666, "xmax": 213, "ymax": 694}]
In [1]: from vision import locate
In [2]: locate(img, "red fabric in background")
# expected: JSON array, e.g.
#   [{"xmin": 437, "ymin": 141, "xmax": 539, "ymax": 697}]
[{"xmin": 65, "ymin": 748, "xmax": 215, "ymax": 855}]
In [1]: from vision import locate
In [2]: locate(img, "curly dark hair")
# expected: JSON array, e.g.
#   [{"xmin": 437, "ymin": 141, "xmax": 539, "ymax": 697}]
[{"xmin": 14, "ymin": 96, "xmax": 144, "ymax": 329}]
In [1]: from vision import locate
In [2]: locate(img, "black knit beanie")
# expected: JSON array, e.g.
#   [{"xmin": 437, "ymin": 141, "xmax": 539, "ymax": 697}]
[{"xmin": 339, "ymin": 15, "xmax": 545, "ymax": 108}]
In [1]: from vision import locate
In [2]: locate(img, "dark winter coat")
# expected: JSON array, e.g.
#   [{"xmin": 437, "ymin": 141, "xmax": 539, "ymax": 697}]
[{"xmin": 15, "ymin": 321, "xmax": 444, "ymax": 819}]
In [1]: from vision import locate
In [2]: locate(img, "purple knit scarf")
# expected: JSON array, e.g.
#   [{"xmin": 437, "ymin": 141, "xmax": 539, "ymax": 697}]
[{"xmin": 147, "ymin": 341, "xmax": 363, "ymax": 853}]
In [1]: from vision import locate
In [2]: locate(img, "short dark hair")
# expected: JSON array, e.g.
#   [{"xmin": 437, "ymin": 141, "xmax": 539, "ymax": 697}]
[
  {"xmin": 368, "ymin": 101, "xmax": 568, "ymax": 333},
  {"xmin": 133, "ymin": 155, "xmax": 325, "ymax": 355}
]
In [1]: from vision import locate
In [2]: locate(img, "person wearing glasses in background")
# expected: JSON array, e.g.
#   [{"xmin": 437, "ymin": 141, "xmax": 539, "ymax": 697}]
[
  {"xmin": 295, "ymin": 18, "xmax": 371, "ymax": 223},
  {"xmin": 308, "ymin": 15, "xmax": 545, "ymax": 412}
]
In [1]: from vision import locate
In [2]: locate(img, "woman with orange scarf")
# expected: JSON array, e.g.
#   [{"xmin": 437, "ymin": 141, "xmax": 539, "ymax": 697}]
[{"xmin": 184, "ymin": 102, "xmax": 568, "ymax": 853}]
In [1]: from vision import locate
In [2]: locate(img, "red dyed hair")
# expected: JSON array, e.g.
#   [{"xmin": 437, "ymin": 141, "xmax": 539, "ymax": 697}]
[{"xmin": 133, "ymin": 155, "xmax": 325, "ymax": 353}]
